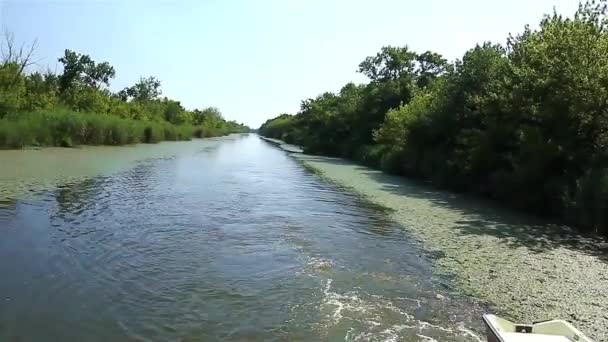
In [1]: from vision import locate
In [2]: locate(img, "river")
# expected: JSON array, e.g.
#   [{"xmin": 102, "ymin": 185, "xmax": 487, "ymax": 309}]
[{"xmin": 0, "ymin": 134, "xmax": 485, "ymax": 341}]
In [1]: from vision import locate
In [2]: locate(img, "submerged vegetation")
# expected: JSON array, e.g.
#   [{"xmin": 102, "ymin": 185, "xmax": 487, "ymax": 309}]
[
  {"xmin": 0, "ymin": 35, "xmax": 248, "ymax": 149},
  {"xmin": 260, "ymin": 1, "xmax": 608, "ymax": 235}
]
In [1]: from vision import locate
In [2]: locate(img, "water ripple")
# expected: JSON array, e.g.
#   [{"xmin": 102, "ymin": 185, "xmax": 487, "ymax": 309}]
[{"xmin": 0, "ymin": 135, "xmax": 485, "ymax": 341}]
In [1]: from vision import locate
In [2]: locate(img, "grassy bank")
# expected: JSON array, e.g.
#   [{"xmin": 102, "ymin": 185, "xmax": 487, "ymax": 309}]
[
  {"xmin": 0, "ymin": 110, "xmax": 234, "ymax": 149},
  {"xmin": 1, "ymin": 44, "xmax": 248, "ymax": 149}
]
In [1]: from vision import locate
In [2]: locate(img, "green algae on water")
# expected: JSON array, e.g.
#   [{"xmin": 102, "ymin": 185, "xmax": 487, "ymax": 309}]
[{"xmin": 294, "ymin": 153, "xmax": 608, "ymax": 341}]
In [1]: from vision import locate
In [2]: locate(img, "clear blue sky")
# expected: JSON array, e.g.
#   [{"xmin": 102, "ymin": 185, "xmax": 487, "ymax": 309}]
[{"xmin": 1, "ymin": 0, "xmax": 579, "ymax": 127}]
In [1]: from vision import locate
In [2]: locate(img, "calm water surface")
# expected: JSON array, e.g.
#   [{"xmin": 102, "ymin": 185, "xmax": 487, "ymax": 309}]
[{"xmin": 0, "ymin": 135, "xmax": 484, "ymax": 341}]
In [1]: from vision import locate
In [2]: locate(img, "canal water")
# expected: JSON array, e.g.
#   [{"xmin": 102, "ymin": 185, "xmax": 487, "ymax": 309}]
[{"xmin": 0, "ymin": 134, "xmax": 484, "ymax": 341}]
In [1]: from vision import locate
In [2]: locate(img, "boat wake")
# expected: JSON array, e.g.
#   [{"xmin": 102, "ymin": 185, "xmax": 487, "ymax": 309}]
[{"xmin": 318, "ymin": 279, "xmax": 483, "ymax": 342}]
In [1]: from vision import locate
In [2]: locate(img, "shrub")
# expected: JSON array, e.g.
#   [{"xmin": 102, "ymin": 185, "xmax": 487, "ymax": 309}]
[
  {"xmin": 379, "ymin": 146, "xmax": 404, "ymax": 175},
  {"xmin": 564, "ymin": 169, "xmax": 608, "ymax": 234},
  {"xmin": 0, "ymin": 110, "xmax": 202, "ymax": 149},
  {"xmin": 354, "ymin": 145, "xmax": 388, "ymax": 168}
]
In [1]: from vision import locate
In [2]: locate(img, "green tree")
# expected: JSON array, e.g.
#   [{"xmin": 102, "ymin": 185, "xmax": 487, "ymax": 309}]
[
  {"xmin": 415, "ymin": 51, "xmax": 449, "ymax": 88},
  {"xmin": 118, "ymin": 76, "xmax": 162, "ymax": 102},
  {"xmin": 193, "ymin": 107, "xmax": 223, "ymax": 125},
  {"xmin": 58, "ymin": 49, "xmax": 115, "ymax": 93},
  {"xmin": 260, "ymin": 0, "xmax": 608, "ymax": 235},
  {"xmin": 0, "ymin": 63, "xmax": 25, "ymax": 117},
  {"xmin": 23, "ymin": 70, "xmax": 59, "ymax": 111},
  {"xmin": 506, "ymin": 0, "xmax": 608, "ymax": 219},
  {"xmin": 358, "ymin": 46, "xmax": 417, "ymax": 82}
]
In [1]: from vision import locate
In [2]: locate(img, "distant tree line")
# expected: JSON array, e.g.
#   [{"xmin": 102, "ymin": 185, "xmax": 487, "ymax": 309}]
[
  {"xmin": 260, "ymin": 1, "xmax": 608, "ymax": 235},
  {"xmin": 0, "ymin": 33, "xmax": 248, "ymax": 148}
]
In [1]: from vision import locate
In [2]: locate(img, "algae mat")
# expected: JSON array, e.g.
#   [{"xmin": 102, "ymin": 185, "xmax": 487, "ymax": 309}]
[{"xmin": 295, "ymin": 154, "xmax": 608, "ymax": 340}]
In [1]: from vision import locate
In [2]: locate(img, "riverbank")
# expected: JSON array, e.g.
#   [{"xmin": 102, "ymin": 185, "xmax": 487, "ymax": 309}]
[
  {"xmin": 0, "ymin": 111, "xmax": 244, "ymax": 149},
  {"xmin": 293, "ymin": 153, "xmax": 608, "ymax": 340},
  {"xmin": 259, "ymin": 136, "xmax": 303, "ymax": 153}
]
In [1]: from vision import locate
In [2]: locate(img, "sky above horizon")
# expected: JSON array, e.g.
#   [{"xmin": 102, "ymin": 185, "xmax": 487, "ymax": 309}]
[{"xmin": 1, "ymin": 0, "xmax": 579, "ymax": 127}]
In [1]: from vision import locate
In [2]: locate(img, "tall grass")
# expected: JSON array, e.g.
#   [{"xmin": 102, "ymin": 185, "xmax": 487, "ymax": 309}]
[{"xmin": 0, "ymin": 110, "xmax": 204, "ymax": 149}]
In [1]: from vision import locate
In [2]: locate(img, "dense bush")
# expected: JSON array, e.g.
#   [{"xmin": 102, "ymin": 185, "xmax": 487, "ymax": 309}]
[
  {"xmin": 260, "ymin": 1, "xmax": 608, "ymax": 235},
  {"xmin": 0, "ymin": 111, "xmax": 206, "ymax": 148},
  {"xmin": 0, "ymin": 44, "xmax": 248, "ymax": 148}
]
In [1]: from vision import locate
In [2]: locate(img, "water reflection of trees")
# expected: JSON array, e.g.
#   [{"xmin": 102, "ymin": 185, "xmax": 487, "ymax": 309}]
[
  {"xmin": 53, "ymin": 162, "xmax": 158, "ymax": 221},
  {"xmin": 0, "ymin": 197, "xmax": 18, "ymax": 223},
  {"xmin": 54, "ymin": 178, "xmax": 103, "ymax": 216}
]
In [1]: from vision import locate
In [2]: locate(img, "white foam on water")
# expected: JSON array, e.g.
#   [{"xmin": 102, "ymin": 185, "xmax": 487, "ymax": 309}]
[
  {"xmin": 456, "ymin": 323, "xmax": 485, "ymax": 342},
  {"xmin": 378, "ymin": 324, "xmax": 411, "ymax": 342},
  {"xmin": 351, "ymin": 332, "xmax": 373, "ymax": 341},
  {"xmin": 344, "ymin": 327, "xmax": 355, "ymax": 341},
  {"xmin": 296, "ymin": 256, "xmax": 335, "ymax": 277},
  {"xmin": 396, "ymin": 296, "xmax": 422, "ymax": 308},
  {"xmin": 418, "ymin": 320, "xmax": 457, "ymax": 333},
  {"xmin": 416, "ymin": 333, "xmax": 439, "ymax": 341},
  {"xmin": 307, "ymin": 256, "xmax": 333, "ymax": 272},
  {"xmin": 318, "ymin": 279, "xmax": 484, "ymax": 341}
]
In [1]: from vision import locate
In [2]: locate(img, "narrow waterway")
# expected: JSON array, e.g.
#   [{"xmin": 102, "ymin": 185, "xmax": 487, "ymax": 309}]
[{"xmin": 0, "ymin": 134, "xmax": 484, "ymax": 341}]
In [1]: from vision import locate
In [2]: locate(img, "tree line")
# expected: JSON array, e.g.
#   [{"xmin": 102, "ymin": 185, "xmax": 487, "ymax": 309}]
[
  {"xmin": 0, "ymin": 33, "xmax": 249, "ymax": 148},
  {"xmin": 260, "ymin": 1, "xmax": 608, "ymax": 235}
]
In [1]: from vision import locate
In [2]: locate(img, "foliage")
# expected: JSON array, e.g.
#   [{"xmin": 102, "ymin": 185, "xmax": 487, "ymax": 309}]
[
  {"xmin": 0, "ymin": 63, "xmax": 26, "ymax": 116},
  {"xmin": 118, "ymin": 76, "xmax": 162, "ymax": 102},
  {"xmin": 0, "ymin": 39, "xmax": 249, "ymax": 148},
  {"xmin": 0, "ymin": 110, "xmax": 186, "ymax": 148},
  {"xmin": 58, "ymin": 49, "xmax": 115, "ymax": 93},
  {"xmin": 260, "ymin": 0, "xmax": 608, "ymax": 235}
]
